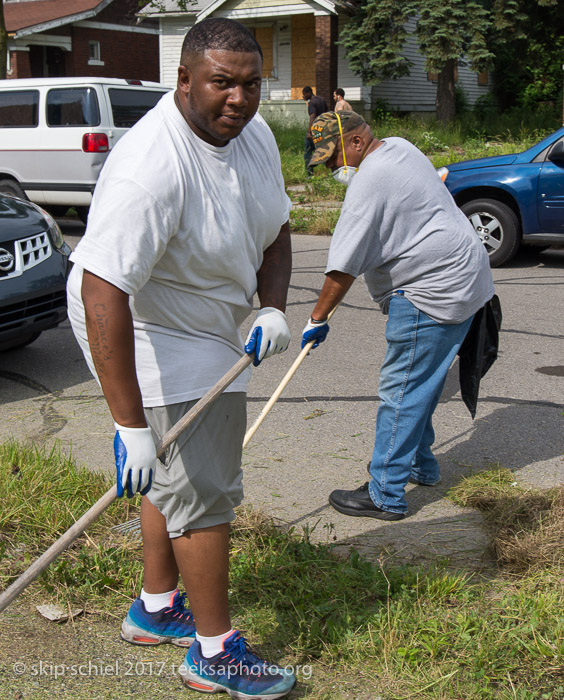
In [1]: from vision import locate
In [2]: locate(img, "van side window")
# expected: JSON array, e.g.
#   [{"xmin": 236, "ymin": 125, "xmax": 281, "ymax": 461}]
[
  {"xmin": 47, "ymin": 88, "xmax": 101, "ymax": 127},
  {"xmin": 108, "ymin": 88, "xmax": 166, "ymax": 128},
  {"xmin": 0, "ymin": 91, "xmax": 39, "ymax": 127}
]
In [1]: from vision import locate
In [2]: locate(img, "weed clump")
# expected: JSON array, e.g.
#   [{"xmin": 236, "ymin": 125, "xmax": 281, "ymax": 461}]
[{"xmin": 448, "ymin": 466, "xmax": 564, "ymax": 573}]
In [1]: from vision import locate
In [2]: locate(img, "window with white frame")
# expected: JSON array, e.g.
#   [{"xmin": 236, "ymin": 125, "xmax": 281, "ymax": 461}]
[{"xmin": 88, "ymin": 41, "xmax": 104, "ymax": 66}]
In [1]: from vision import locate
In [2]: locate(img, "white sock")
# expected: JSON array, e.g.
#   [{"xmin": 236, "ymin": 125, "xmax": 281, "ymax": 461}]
[
  {"xmin": 196, "ymin": 629, "xmax": 235, "ymax": 658},
  {"xmin": 140, "ymin": 587, "xmax": 178, "ymax": 613}
]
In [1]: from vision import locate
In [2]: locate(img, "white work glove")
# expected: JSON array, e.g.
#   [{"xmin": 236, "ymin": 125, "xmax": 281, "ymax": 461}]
[
  {"xmin": 113, "ymin": 423, "xmax": 156, "ymax": 498},
  {"xmin": 244, "ymin": 307, "xmax": 290, "ymax": 367}
]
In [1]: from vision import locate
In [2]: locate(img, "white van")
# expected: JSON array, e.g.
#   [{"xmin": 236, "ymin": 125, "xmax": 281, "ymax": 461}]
[{"xmin": 0, "ymin": 77, "xmax": 170, "ymax": 221}]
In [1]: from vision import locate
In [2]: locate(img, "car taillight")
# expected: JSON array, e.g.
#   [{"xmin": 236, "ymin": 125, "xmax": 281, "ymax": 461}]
[{"xmin": 82, "ymin": 133, "xmax": 109, "ymax": 153}]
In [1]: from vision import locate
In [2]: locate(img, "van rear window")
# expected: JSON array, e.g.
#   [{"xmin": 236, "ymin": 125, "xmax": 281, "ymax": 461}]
[
  {"xmin": 0, "ymin": 91, "xmax": 39, "ymax": 127},
  {"xmin": 47, "ymin": 88, "xmax": 100, "ymax": 127},
  {"xmin": 108, "ymin": 89, "xmax": 167, "ymax": 128}
]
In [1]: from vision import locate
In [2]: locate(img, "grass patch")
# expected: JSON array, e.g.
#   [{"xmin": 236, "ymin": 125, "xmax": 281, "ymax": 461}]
[
  {"xmin": 448, "ymin": 466, "xmax": 564, "ymax": 574},
  {"xmin": 290, "ymin": 206, "xmax": 341, "ymax": 235},
  {"xmin": 1, "ymin": 442, "xmax": 563, "ymax": 698},
  {"xmin": 0, "ymin": 440, "xmax": 143, "ymax": 607}
]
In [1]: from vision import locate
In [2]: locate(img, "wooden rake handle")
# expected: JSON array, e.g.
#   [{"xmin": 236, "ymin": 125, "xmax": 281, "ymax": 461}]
[
  {"xmin": 0, "ymin": 353, "xmax": 253, "ymax": 614},
  {"xmin": 243, "ymin": 305, "xmax": 338, "ymax": 447}
]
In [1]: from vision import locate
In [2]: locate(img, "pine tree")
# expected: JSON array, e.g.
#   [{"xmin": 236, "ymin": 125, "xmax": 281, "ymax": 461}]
[{"xmin": 339, "ymin": 0, "xmax": 494, "ymax": 123}]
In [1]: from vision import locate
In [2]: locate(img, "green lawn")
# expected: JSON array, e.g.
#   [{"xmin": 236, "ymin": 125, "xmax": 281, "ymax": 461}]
[{"xmin": 1, "ymin": 441, "xmax": 562, "ymax": 699}]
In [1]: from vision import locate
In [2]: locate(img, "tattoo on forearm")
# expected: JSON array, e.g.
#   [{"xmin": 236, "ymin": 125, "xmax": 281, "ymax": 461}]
[{"xmin": 89, "ymin": 303, "xmax": 113, "ymax": 376}]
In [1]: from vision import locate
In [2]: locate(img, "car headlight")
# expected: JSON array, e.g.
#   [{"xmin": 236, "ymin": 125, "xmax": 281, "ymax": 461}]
[
  {"xmin": 436, "ymin": 167, "xmax": 449, "ymax": 182},
  {"xmin": 38, "ymin": 206, "xmax": 65, "ymax": 250}
]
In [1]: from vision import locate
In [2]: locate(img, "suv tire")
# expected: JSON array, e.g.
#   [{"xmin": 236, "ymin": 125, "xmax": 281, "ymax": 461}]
[
  {"xmin": 461, "ymin": 199, "xmax": 521, "ymax": 267},
  {"xmin": 0, "ymin": 178, "xmax": 27, "ymax": 201}
]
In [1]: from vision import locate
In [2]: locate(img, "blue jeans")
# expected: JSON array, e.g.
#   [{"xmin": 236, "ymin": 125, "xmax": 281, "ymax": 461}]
[{"xmin": 368, "ymin": 294, "xmax": 473, "ymax": 514}]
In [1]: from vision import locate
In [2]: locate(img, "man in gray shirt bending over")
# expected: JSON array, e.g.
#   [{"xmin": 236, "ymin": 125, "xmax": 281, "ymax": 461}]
[{"xmin": 301, "ymin": 111, "xmax": 494, "ymax": 520}]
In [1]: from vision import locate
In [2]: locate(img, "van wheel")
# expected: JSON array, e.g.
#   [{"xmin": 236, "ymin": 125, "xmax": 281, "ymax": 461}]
[
  {"xmin": 0, "ymin": 178, "xmax": 27, "ymax": 200},
  {"xmin": 461, "ymin": 199, "xmax": 521, "ymax": 267},
  {"xmin": 76, "ymin": 206, "xmax": 89, "ymax": 225}
]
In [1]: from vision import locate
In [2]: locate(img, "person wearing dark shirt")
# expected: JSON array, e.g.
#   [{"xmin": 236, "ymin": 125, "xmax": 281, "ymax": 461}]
[{"xmin": 302, "ymin": 86, "xmax": 328, "ymax": 177}]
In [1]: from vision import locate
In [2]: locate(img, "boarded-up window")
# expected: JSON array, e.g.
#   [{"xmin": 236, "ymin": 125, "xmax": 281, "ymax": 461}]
[
  {"xmin": 255, "ymin": 26, "xmax": 274, "ymax": 78},
  {"xmin": 291, "ymin": 15, "xmax": 315, "ymax": 99},
  {"xmin": 427, "ymin": 67, "xmax": 458, "ymax": 82},
  {"xmin": 478, "ymin": 71, "xmax": 489, "ymax": 86}
]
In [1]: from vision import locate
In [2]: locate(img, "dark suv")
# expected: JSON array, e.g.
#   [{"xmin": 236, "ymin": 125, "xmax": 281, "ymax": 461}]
[
  {"xmin": 0, "ymin": 194, "xmax": 71, "ymax": 351},
  {"xmin": 438, "ymin": 126, "xmax": 564, "ymax": 266}
]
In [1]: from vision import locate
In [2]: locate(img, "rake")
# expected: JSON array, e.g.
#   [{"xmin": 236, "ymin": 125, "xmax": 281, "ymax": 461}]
[
  {"xmin": 0, "ymin": 353, "xmax": 252, "ymax": 613},
  {"xmin": 111, "ymin": 314, "xmax": 335, "ymax": 537},
  {"xmin": 0, "ymin": 308, "xmax": 336, "ymax": 613}
]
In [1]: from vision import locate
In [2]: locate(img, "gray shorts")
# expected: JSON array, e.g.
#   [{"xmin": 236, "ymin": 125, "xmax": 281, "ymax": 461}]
[{"xmin": 144, "ymin": 392, "xmax": 246, "ymax": 537}]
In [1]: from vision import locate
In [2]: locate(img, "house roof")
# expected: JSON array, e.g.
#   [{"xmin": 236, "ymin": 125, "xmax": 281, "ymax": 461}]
[
  {"xmin": 139, "ymin": 0, "xmax": 211, "ymax": 16},
  {"xmin": 5, "ymin": 0, "xmax": 113, "ymax": 35},
  {"xmin": 139, "ymin": 0, "xmax": 337, "ymax": 19}
]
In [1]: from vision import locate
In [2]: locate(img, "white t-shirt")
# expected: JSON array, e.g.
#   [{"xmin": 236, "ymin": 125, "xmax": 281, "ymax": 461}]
[
  {"xmin": 68, "ymin": 91, "xmax": 291, "ymax": 406},
  {"xmin": 326, "ymin": 138, "xmax": 494, "ymax": 324}
]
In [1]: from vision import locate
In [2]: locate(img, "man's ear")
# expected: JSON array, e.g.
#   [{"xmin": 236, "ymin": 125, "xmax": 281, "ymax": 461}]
[
  {"xmin": 351, "ymin": 133, "xmax": 365, "ymax": 153},
  {"xmin": 177, "ymin": 64, "xmax": 191, "ymax": 95}
]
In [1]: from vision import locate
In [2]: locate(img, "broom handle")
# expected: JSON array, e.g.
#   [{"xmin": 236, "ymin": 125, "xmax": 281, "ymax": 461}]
[
  {"xmin": 243, "ymin": 305, "xmax": 338, "ymax": 448},
  {"xmin": 0, "ymin": 354, "xmax": 253, "ymax": 614}
]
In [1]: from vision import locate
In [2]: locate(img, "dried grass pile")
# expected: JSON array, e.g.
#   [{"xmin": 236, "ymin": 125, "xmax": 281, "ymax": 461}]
[{"xmin": 449, "ymin": 467, "xmax": 564, "ymax": 574}]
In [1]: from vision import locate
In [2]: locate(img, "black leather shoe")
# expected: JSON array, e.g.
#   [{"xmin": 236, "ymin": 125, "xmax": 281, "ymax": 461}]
[{"xmin": 328, "ymin": 482, "xmax": 406, "ymax": 520}]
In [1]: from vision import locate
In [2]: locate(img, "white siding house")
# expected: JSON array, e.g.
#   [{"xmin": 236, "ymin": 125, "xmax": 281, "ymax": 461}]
[{"xmin": 142, "ymin": 0, "xmax": 491, "ymax": 121}]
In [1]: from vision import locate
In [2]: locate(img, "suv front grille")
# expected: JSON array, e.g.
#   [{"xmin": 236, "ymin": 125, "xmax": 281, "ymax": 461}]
[
  {"xmin": 0, "ymin": 232, "xmax": 52, "ymax": 280},
  {"xmin": 20, "ymin": 233, "xmax": 51, "ymax": 270},
  {"xmin": 0, "ymin": 290, "xmax": 67, "ymax": 331}
]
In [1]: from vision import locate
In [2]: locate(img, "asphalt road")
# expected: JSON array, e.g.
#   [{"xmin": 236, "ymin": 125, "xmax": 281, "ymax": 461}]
[{"xmin": 1, "ymin": 221, "xmax": 563, "ymax": 570}]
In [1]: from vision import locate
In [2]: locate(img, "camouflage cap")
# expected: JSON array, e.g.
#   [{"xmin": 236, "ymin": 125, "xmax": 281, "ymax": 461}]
[{"xmin": 309, "ymin": 110, "xmax": 366, "ymax": 166}]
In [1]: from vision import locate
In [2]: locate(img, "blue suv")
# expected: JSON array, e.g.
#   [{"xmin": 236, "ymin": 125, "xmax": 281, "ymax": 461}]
[{"xmin": 437, "ymin": 127, "xmax": 564, "ymax": 266}]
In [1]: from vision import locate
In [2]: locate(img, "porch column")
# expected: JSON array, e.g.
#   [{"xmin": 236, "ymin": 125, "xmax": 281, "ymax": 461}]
[
  {"xmin": 9, "ymin": 48, "xmax": 32, "ymax": 79},
  {"xmin": 315, "ymin": 14, "xmax": 338, "ymax": 107}
]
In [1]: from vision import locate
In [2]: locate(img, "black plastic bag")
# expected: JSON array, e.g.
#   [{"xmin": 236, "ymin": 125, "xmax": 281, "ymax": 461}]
[{"xmin": 457, "ymin": 294, "xmax": 502, "ymax": 419}]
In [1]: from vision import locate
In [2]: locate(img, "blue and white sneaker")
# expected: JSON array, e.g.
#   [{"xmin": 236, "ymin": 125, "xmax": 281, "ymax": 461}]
[
  {"xmin": 120, "ymin": 589, "xmax": 196, "ymax": 647},
  {"xmin": 179, "ymin": 630, "xmax": 296, "ymax": 699}
]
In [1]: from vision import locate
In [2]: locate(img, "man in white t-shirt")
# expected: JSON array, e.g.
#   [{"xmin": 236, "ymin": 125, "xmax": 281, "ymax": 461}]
[
  {"xmin": 301, "ymin": 111, "xmax": 495, "ymax": 521},
  {"xmin": 67, "ymin": 18, "xmax": 295, "ymax": 699}
]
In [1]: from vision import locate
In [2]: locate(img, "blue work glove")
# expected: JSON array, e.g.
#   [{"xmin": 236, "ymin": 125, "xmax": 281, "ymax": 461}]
[
  {"xmin": 244, "ymin": 307, "xmax": 290, "ymax": 367},
  {"xmin": 301, "ymin": 317, "xmax": 330, "ymax": 349},
  {"xmin": 114, "ymin": 423, "xmax": 156, "ymax": 498}
]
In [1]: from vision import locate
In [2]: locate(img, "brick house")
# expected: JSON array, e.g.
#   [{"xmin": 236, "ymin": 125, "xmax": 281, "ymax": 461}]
[
  {"xmin": 140, "ymin": 0, "xmax": 491, "ymax": 122},
  {"xmin": 5, "ymin": 0, "xmax": 160, "ymax": 82}
]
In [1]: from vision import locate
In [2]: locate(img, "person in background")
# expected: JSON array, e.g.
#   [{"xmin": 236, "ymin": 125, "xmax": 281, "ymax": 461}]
[
  {"xmin": 302, "ymin": 85, "xmax": 328, "ymax": 177},
  {"xmin": 333, "ymin": 87, "xmax": 352, "ymax": 112}
]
